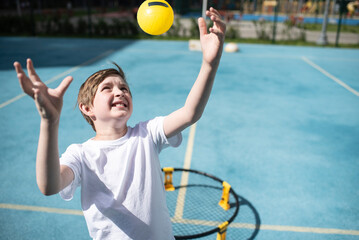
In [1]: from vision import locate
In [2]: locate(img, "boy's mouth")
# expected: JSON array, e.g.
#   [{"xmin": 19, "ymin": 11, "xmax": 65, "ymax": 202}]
[{"xmin": 112, "ymin": 100, "xmax": 128, "ymax": 108}]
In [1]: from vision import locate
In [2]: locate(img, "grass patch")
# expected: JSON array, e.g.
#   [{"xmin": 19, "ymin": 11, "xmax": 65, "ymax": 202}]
[
  {"xmin": 304, "ymin": 23, "xmax": 359, "ymax": 33},
  {"xmin": 227, "ymin": 37, "xmax": 359, "ymax": 48}
]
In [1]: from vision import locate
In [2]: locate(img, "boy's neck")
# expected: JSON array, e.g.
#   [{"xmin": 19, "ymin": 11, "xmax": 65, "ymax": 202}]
[{"xmin": 93, "ymin": 125, "xmax": 128, "ymax": 141}]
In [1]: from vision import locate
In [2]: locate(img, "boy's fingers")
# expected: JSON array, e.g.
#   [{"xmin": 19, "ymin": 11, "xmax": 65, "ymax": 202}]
[
  {"xmin": 14, "ymin": 62, "xmax": 35, "ymax": 98},
  {"xmin": 209, "ymin": 7, "xmax": 221, "ymax": 16},
  {"xmin": 198, "ymin": 17, "xmax": 207, "ymax": 37},
  {"xmin": 19, "ymin": 75, "xmax": 35, "ymax": 98},
  {"xmin": 26, "ymin": 58, "xmax": 41, "ymax": 82},
  {"xmin": 210, "ymin": 13, "xmax": 221, "ymax": 22},
  {"xmin": 206, "ymin": 8, "xmax": 221, "ymax": 20},
  {"xmin": 14, "ymin": 61, "xmax": 26, "ymax": 75},
  {"xmin": 206, "ymin": 8, "xmax": 226, "ymax": 33},
  {"xmin": 56, "ymin": 76, "xmax": 73, "ymax": 96},
  {"xmin": 209, "ymin": 27, "xmax": 224, "ymax": 37}
]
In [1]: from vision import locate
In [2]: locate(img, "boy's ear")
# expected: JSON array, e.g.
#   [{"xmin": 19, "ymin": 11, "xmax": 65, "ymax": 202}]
[{"xmin": 79, "ymin": 103, "xmax": 94, "ymax": 118}]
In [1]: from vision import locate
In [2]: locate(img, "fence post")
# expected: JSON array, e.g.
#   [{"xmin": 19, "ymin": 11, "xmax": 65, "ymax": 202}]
[
  {"xmin": 272, "ymin": 0, "xmax": 279, "ymax": 43},
  {"xmin": 316, "ymin": 0, "xmax": 330, "ymax": 45}
]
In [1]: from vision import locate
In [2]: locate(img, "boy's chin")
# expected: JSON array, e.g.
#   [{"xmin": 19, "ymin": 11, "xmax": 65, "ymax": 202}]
[{"xmin": 113, "ymin": 111, "xmax": 132, "ymax": 120}]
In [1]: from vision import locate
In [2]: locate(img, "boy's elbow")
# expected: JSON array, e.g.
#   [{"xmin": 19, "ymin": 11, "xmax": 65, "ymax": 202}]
[
  {"xmin": 40, "ymin": 188, "xmax": 59, "ymax": 196},
  {"xmin": 37, "ymin": 182, "xmax": 60, "ymax": 196},
  {"xmin": 41, "ymin": 191, "xmax": 55, "ymax": 196},
  {"xmin": 177, "ymin": 106, "xmax": 203, "ymax": 128},
  {"xmin": 192, "ymin": 113, "xmax": 203, "ymax": 124},
  {"xmin": 187, "ymin": 110, "xmax": 202, "ymax": 125},
  {"xmin": 182, "ymin": 103, "xmax": 205, "ymax": 125}
]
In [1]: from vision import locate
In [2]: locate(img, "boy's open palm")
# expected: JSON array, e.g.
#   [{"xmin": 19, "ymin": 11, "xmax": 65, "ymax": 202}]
[
  {"xmin": 198, "ymin": 8, "xmax": 226, "ymax": 65},
  {"xmin": 14, "ymin": 59, "xmax": 73, "ymax": 123}
]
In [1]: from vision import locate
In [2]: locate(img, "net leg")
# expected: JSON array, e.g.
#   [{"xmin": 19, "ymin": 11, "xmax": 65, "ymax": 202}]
[
  {"xmin": 217, "ymin": 221, "xmax": 229, "ymax": 240},
  {"xmin": 163, "ymin": 167, "xmax": 175, "ymax": 191},
  {"xmin": 219, "ymin": 181, "xmax": 231, "ymax": 210}
]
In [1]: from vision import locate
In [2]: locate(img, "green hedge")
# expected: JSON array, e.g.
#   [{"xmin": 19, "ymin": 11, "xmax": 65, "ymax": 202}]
[{"xmin": 0, "ymin": 15, "xmax": 141, "ymax": 38}]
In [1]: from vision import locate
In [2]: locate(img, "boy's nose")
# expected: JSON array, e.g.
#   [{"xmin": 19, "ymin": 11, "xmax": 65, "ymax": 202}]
[{"xmin": 114, "ymin": 88, "xmax": 124, "ymax": 97}]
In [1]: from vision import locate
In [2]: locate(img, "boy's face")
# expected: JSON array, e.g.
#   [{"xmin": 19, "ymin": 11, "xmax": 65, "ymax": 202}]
[{"xmin": 90, "ymin": 75, "xmax": 133, "ymax": 127}]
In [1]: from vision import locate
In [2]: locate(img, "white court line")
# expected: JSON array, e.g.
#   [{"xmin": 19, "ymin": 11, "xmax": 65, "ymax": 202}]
[
  {"xmin": 0, "ymin": 203, "xmax": 83, "ymax": 216},
  {"xmin": 0, "ymin": 50, "xmax": 115, "ymax": 109},
  {"xmin": 171, "ymin": 217, "xmax": 359, "ymax": 236},
  {"xmin": 259, "ymin": 224, "xmax": 359, "ymax": 236},
  {"xmin": 173, "ymin": 123, "xmax": 197, "ymax": 219},
  {"xmin": 1, "ymin": 203, "xmax": 359, "ymax": 236},
  {"xmin": 302, "ymin": 56, "xmax": 359, "ymax": 97}
]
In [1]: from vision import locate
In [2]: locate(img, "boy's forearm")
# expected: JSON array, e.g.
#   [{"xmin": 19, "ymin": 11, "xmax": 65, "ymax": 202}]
[
  {"xmin": 183, "ymin": 59, "xmax": 220, "ymax": 122},
  {"xmin": 36, "ymin": 120, "xmax": 61, "ymax": 195},
  {"xmin": 163, "ymin": 59, "xmax": 220, "ymax": 138}
]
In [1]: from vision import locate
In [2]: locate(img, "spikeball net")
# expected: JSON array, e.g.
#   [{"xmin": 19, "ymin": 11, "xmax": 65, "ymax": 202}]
[{"xmin": 162, "ymin": 168, "xmax": 240, "ymax": 240}]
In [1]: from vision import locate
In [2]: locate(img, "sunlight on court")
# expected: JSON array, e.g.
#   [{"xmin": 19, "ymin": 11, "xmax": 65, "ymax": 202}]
[{"xmin": 1, "ymin": 37, "xmax": 358, "ymax": 240}]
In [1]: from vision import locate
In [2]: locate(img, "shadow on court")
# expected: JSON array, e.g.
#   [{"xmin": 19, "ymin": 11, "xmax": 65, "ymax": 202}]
[
  {"xmin": 164, "ymin": 167, "xmax": 261, "ymax": 240},
  {"xmin": 2, "ymin": 37, "xmax": 358, "ymax": 240},
  {"xmin": 0, "ymin": 37, "xmax": 137, "ymax": 70},
  {"xmin": 231, "ymin": 194, "xmax": 261, "ymax": 240}
]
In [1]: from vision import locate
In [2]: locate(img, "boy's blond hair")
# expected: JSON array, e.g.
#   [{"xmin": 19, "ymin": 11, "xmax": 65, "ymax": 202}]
[{"xmin": 77, "ymin": 63, "xmax": 131, "ymax": 131}]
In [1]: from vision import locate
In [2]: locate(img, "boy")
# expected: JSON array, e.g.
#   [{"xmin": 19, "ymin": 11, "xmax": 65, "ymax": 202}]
[{"xmin": 14, "ymin": 8, "xmax": 226, "ymax": 240}]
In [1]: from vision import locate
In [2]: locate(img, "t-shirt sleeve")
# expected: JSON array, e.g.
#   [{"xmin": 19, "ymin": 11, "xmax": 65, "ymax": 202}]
[
  {"xmin": 59, "ymin": 144, "xmax": 82, "ymax": 201},
  {"xmin": 147, "ymin": 116, "xmax": 182, "ymax": 152}
]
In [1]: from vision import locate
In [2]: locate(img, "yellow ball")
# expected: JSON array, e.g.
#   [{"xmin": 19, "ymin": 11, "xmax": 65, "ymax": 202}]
[{"xmin": 137, "ymin": 0, "xmax": 174, "ymax": 35}]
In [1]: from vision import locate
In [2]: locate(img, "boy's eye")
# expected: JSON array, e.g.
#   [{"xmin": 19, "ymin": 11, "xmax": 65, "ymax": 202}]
[
  {"xmin": 121, "ymin": 87, "xmax": 128, "ymax": 92},
  {"xmin": 101, "ymin": 86, "xmax": 111, "ymax": 91}
]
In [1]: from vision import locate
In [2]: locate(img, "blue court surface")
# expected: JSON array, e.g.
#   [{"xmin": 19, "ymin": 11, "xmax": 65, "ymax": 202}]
[{"xmin": 0, "ymin": 37, "xmax": 358, "ymax": 240}]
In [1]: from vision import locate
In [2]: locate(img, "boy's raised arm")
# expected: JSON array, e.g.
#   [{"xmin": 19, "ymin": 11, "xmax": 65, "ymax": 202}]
[
  {"xmin": 164, "ymin": 8, "xmax": 226, "ymax": 138},
  {"xmin": 14, "ymin": 59, "xmax": 74, "ymax": 195}
]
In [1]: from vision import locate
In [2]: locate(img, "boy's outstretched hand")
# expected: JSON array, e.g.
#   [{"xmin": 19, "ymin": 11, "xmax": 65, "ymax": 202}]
[
  {"xmin": 198, "ymin": 7, "xmax": 226, "ymax": 66},
  {"xmin": 14, "ymin": 59, "xmax": 73, "ymax": 123}
]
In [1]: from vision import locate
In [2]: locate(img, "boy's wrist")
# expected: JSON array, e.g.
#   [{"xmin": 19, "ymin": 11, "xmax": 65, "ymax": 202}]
[
  {"xmin": 202, "ymin": 59, "xmax": 219, "ymax": 72},
  {"xmin": 203, "ymin": 51, "xmax": 222, "ymax": 69},
  {"xmin": 40, "ymin": 118, "xmax": 59, "ymax": 129}
]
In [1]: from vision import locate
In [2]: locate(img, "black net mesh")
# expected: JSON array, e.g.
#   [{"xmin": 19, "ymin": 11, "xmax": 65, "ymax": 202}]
[{"xmin": 164, "ymin": 169, "xmax": 239, "ymax": 239}]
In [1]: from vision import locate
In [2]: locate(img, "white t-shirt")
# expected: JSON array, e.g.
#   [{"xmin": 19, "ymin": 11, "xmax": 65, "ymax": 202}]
[{"xmin": 59, "ymin": 117, "xmax": 182, "ymax": 240}]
